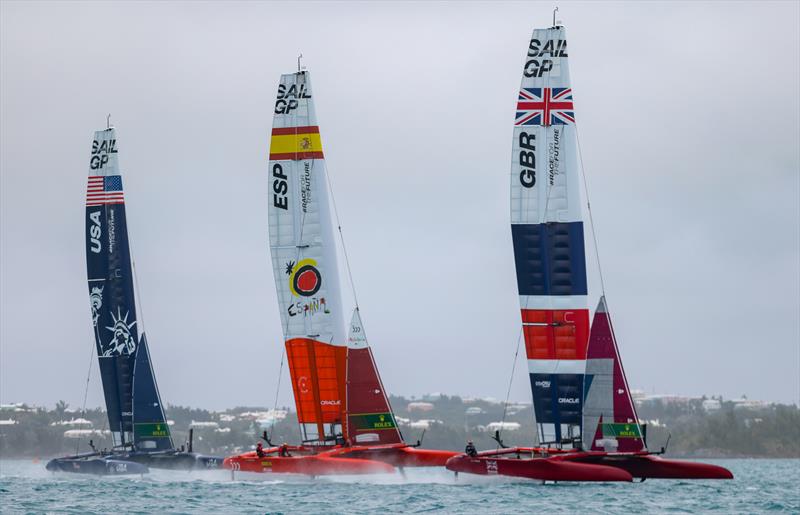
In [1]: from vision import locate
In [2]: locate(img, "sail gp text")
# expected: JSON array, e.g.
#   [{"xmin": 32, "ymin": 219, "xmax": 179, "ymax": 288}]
[
  {"xmin": 524, "ymin": 38, "xmax": 567, "ymax": 78},
  {"xmin": 274, "ymin": 83, "xmax": 311, "ymax": 114}
]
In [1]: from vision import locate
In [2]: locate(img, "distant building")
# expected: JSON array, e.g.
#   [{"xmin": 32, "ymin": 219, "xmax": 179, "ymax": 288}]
[
  {"xmin": 702, "ymin": 399, "xmax": 721, "ymax": 412},
  {"xmin": 484, "ymin": 422, "xmax": 521, "ymax": 432},
  {"xmin": 465, "ymin": 407, "xmax": 484, "ymax": 415},
  {"xmin": 63, "ymin": 429, "xmax": 110, "ymax": 439},
  {"xmin": 51, "ymin": 418, "xmax": 93, "ymax": 427},
  {"xmin": 0, "ymin": 419, "xmax": 18, "ymax": 425},
  {"xmin": 190, "ymin": 421, "xmax": 220, "ymax": 429},
  {"xmin": 407, "ymin": 402, "xmax": 434, "ymax": 412}
]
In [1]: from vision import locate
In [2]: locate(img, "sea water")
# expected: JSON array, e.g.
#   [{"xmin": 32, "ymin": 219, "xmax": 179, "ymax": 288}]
[{"xmin": 1, "ymin": 459, "xmax": 798, "ymax": 513}]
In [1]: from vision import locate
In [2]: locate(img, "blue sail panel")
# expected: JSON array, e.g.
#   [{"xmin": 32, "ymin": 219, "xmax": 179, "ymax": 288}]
[{"xmin": 132, "ymin": 333, "xmax": 173, "ymax": 451}]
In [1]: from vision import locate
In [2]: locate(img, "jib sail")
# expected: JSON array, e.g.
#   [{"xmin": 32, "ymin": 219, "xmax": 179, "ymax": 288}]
[
  {"xmin": 510, "ymin": 26, "xmax": 588, "ymax": 446},
  {"xmin": 268, "ymin": 71, "xmax": 348, "ymax": 444},
  {"xmin": 132, "ymin": 333, "xmax": 173, "ymax": 451},
  {"xmin": 582, "ymin": 297, "xmax": 645, "ymax": 452},
  {"xmin": 85, "ymin": 128, "xmax": 139, "ymax": 447},
  {"xmin": 345, "ymin": 308, "xmax": 402, "ymax": 445}
]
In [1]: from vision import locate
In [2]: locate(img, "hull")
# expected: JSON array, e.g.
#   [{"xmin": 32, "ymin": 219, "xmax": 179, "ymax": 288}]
[
  {"xmin": 46, "ymin": 455, "xmax": 148, "ymax": 476},
  {"xmin": 336, "ymin": 444, "xmax": 457, "ymax": 467},
  {"xmin": 223, "ymin": 447, "xmax": 395, "ymax": 476},
  {"xmin": 579, "ymin": 454, "xmax": 734, "ymax": 480},
  {"xmin": 445, "ymin": 448, "xmax": 733, "ymax": 481},
  {"xmin": 445, "ymin": 453, "xmax": 632, "ymax": 482},
  {"xmin": 125, "ymin": 451, "xmax": 223, "ymax": 470}
]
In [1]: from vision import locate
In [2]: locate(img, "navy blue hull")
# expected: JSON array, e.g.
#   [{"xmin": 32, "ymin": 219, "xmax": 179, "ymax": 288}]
[
  {"xmin": 125, "ymin": 451, "xmax": 223, "ymax": 470},
  {"xmin": 46, "ymin": 456, "xmax": 148, "ymax": 475}
]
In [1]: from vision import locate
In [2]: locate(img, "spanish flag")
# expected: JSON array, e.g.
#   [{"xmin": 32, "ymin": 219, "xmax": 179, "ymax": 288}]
[{"xmin": 269, "ymin": 126, "xmax": 324, "ymax": 161}]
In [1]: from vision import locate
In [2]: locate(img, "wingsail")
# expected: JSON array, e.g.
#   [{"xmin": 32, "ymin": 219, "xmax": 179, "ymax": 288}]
[
  {"xmin": 268, "ymin": 71, "xmax": 348, "ymax": 444},
  {"xmin": 510, "ymin": 26, "xmax": 588, "ymax": 446},
  {"xmin": 86, "ymin": 128, "xmax": 138, "ymax": 447},
  {"xmin": 85, "ymin": 128, "xmax": 169, "ymax": 450},
  {"xmin": 582, "ymin": 297, "xmax": 645, "ymax": 452}
]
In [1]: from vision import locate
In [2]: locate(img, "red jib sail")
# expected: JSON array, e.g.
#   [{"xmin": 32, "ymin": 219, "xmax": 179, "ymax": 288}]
[
  {"xmin": 345, "ymin": 309, "xmax": 402, "ymax": 445},
  {"xmin": 582, "ymin": 296, "xmax": 645, "ymax": 452}
]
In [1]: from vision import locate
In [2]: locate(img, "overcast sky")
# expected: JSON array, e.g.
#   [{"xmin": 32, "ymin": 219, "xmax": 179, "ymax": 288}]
[{"xmin": 1, "ymin": 1, "xmax": 798, "ymax": 412}]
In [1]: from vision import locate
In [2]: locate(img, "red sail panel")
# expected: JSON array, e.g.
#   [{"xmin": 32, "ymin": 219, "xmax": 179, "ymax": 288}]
[
  {"xmin": 583, "ymin": 297, "xmax": 645, "ymax": 452},
  {"xmin": 345, "ymin": 347, "xmax": 403, "ymax": 445},
  {"xmin": 521, "ymin": 309, "xmax": 590, "ymax": 360},
  {"xmin": 286, "ymin": 338, "xmax": 347, "ymax": 442}
]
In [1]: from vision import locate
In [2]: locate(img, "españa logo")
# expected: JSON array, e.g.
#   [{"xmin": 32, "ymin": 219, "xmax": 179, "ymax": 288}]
[{"xmin": 285, "ymin": 258, "xmax": 321, "ymax": 297}]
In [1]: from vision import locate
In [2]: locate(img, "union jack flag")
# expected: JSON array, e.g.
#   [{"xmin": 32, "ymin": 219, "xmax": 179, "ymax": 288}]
[
  {"xmin": 515, "ymin": 88, "xmax": 575, "ymax": 126},
  {"xmin": 86, "ymin": 175, "xmax": 124, "ymax": 207}
]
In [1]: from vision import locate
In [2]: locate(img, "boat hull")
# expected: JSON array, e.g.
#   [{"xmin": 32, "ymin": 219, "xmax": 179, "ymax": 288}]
[
  {"xmin": 579, "ymin": 454, "xmax": 734, "ymax": 480},
  {"xmin": 332, "ymin": 444, "xmax": 458, "ymax": 467},
  {"xmin": 445, "ymin": 448, "xmax": 733, "ymax": 481},
  {"xmin": 125, "ymin": 451, "xmax": 223, "ymax": 470},
  {"xmin": 223, "ymin": 449, "xmax": 395, "ymax": 476},
  {"xmin": 445, "ymin": 453, "xmax": 632, "ymax": 482},
  {"xmin": 46, "ymin": 456, "xmax": 148, "ymax": 476}
]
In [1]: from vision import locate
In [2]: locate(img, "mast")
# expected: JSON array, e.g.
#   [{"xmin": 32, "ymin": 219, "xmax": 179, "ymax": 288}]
[
  {"xmin": 268, "ymin": 71, "xmax": 348, "ymax": 444},
  {"xmin": 510, "ymin": 25, "xmax": 588, "ymax": 447}
]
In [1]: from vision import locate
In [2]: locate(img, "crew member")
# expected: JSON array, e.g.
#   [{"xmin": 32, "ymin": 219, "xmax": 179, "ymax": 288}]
[
  {"xmin": 256, "ymin": 441, "xmax": 266, "ymax": 458},
  {"xmin": 465, "ymin": 440, "xmax": 477, "ymax": 457},
  {"xmin": 279, "ymin": 443, "xmax": 291, "ymax": 457}
]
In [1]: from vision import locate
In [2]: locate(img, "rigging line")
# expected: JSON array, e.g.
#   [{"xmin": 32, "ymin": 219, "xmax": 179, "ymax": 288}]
[
  {"xmin": 76, "ymin": 334, "xmax": 96, "ymax": 454},
  {"xmin": 574, "ymin": 127, "xmax": 607, "ymax": 298},
  {"xmin": 322, "ymin": 152, "xmax": 360, "ymax": 310},
  {"xmin": 497, "ymin": 324, "xmax": 524, "ymax": 451},
  {"xmin": 269, "ymin": 349, "xmax": 286, "ymax": 441}
]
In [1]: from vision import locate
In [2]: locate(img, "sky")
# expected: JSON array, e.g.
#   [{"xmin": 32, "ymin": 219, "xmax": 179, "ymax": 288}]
[{"xmin": 1, "ymin": 1, "xmax": 798, "ymax": 412}]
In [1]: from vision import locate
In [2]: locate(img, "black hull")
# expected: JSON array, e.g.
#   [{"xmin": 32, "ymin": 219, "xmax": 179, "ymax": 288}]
[
  {"xmin": 125, "ymin": 451, "xmax": 223, "ymax": 470},
  {"xmin": 46, "ymin": 456, "xmax": 148, "ymax": 476}
]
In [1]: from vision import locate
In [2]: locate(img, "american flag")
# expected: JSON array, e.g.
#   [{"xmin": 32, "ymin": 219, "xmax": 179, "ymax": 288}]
[
  {"xmin": 86, "ymin": 175, "xmax": 124, "ymax": 206},
  {"xmin": 515, "ymin": 88, "xmax": 575, "ymax": 126}
]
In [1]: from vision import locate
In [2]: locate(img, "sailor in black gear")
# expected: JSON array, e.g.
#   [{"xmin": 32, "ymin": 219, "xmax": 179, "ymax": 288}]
[{"xmin": 465, "ymin": 440, "xmax": 477, "ymax": 457}]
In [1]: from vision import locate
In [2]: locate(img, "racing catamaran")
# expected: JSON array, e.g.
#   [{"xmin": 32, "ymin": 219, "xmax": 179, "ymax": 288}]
[
  {"xmin": 444, "ymin": 23, "xmax": 733, "ymax": 482},
  {"xmin": 46, "ymin": 127, "xmax": 221, "ymax": 474},
  {"xmin": 223, "ymin": 70, "xmax": 456, "ymax": 475}
]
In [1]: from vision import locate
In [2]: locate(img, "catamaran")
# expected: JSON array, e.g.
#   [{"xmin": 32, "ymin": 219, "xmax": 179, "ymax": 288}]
[
  {"xmin": 46, "ymin": 127, "xmax": 222, "ymax": 474},
  {"xmin": 223, "ymin": 70, "xmax": 457, "ymax": 476},
  {"xmin": 444, "ymin": 23, "xmax": 733, "ymax": 482}
]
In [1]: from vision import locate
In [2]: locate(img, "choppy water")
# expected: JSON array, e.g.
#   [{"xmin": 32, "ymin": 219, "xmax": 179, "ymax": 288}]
[{"xmin": 1, "ymin": 459, "xmax": 798, "ymax": 513}]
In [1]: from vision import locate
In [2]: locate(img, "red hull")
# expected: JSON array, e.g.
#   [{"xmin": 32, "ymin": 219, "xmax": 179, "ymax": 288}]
[
  {"xmin": 445, "ymin": 452, "xmax": 632, "ymax": 482},
  {"xmin": 223, "ymin": 444, "xmax": 456, "ymax": 476},
  {"xmin": 579, "ymin": 454, "xmax": 734, "ymax": 480},
  {"xmin": 223, "ymin": 448, "xmax": 394, "ymax": 476},
  {"xmin": 445, "ymin": 448, "xmax": 733, "ymax": 482}
]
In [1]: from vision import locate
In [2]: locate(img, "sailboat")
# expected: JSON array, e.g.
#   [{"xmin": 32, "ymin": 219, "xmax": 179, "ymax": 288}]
[
  {"xmin": 444, "ymin": 23, "xmax": 733, "ymax": 482},
  {"xmin": 222, "ymin": 70, "xmax": 457, "ymax": 476},
  {"xmin": 46, "ymin": 127, "xmax": 222, "ymax": 474}
]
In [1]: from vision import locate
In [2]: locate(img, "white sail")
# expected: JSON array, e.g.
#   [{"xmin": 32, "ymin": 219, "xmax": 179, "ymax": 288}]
[{"xmin": 268, "ymin": 71, "xmax": 346, "ymax": 346}]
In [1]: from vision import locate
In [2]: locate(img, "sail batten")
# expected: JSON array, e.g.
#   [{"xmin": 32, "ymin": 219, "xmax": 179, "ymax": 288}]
[{"xmin": 510, "ymin": 26, "xmax": 588, "ymax": 447}]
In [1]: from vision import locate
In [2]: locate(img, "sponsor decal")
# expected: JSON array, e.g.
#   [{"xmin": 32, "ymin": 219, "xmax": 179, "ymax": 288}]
[
  {"xmin": 524, "ymin": 38, "xmax": 568, "ymax": 78},
  {"xmin": 89, "ymin": 211, "xmax": 102, "ymax": 253},
  {"xmin": 134, "ymin": 422, "xmax": 170, "ymax": 438},
  {"xmin": 300, "ymin": 162, "xmax": 312, "ymax": 213},
  {"xmin": 601, "ymin": 422, "xmax": 642, "ymax": 438},
  {"xmin": 89, "ymin": 286, "xmax": 103, "ymax": 326},
  {"xmin": 547, "ymin": 126, "xmax": 561, "ymax": 185},
  {"xmin": 351, "ymin": 412, "xmax": 397, "ymax": 431},
  {"xmin": 534, "ymin": 380, "xmax": 551, "ymax": 388},
  {"xmin": 558, "ymin": 397, "xmax": 580, "ymax": 404},
  {"xmin": 103, "ymin": 307, "xmax": 137, "ymax": 356},
  {"xmin": 286, "ymin": 258, "xmax": 322, "ymax": 297},
  {"xmin": 518, "ymin": 131, "xmax": 536, "ymax": 188},
  {"xmin": 272, "ymin": 163, "xmax": 288, "ymax": 210},
  {"xmin": 320, "ymin": 399, "xmax": 342, "ymax": 406},
  {"xmin": 298, "ymin": 376, "xmax": 310, "ymax": 394},
  {"xmin": 515, "ymin": 88, "xmax": 575, "ymax": 126},
  {"xmin": 108, "ymin": 209, "xmax": 116, "ymax": 254},
  {"xmin": 274, "ymin": 82, "xmax": 312, "ymax": 114},
  {"xmin": 90, "ymin": 138, "xmax": 118, "ymax": 170},
  {"xmin": 486, "ymin": 460, "xmax": 498, "ymax": 474}
]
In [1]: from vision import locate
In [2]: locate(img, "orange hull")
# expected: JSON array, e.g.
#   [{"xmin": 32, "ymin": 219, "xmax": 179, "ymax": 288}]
[{"xmin": 335, "ymin": 444, "xmax": 457, "ymax": 467}]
